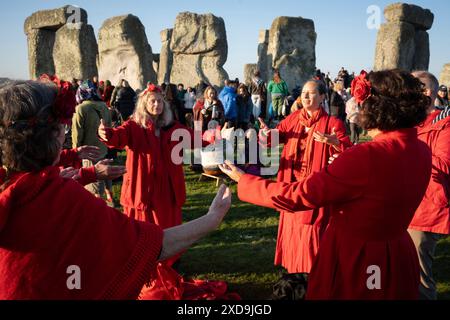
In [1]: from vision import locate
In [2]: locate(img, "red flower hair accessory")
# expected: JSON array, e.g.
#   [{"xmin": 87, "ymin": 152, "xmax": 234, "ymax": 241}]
[
  {"xmin": 144, "ymin": 83, "xmax": 162, "ymax": 94},
  {"xmin": 39, "ymin": 74, "xmax": 76, "ymax": 124},
  {"xmin": 351, "ymin": 70, "xmax": 372, "ymax": 104}
]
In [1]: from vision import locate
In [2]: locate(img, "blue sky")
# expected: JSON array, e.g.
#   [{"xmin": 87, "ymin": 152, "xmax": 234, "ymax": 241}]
[{"xmin": 0, "ymin": 0, "xmax": 448, "ymax": 81}]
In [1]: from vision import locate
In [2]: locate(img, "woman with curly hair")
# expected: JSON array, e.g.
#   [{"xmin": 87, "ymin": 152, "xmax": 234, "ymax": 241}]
[
  {"xmin": 0, "ymin": 80, "xmax": 231, "ymax": 299},
  {"xmin": 220, "ymin": 69, "xmax": 432, "ymax": 299}
]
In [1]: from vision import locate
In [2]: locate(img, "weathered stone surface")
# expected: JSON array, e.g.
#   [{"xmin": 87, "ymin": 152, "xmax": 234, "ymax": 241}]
[
  {"xmin": 257, "ymin": 30, "xmax": 269, "ymax": 82},
  {"xmin": 98, "ymin": 14, "xmax": 157, "ymax": 90},
  {"xmin": 412, "ymin": 30, "xmax": 429, "ymax": 71},
  {"xmin": 53, "ymin": 23, "xmax": 98, "ymax": 81},
  {"xmin": 170, "ymin": 12, "xmax": 228, "ymax": 88},
  {"xmin": 26, "ymin": 29, "xmax": 55, "ymax": 79},
  {"xmin": 266, "ymin": 17, "xmax": 316, "ymax": 91},
  {"xmin": 152, "ymin": 53, "xmax": 160, "ymax": 79},
  {"xmin": 440, "ymin": 63, "xmax": 450, "ymax": 88},
  {"xmin": 243, "ymin": 64, "xmax": 257, "ymax": 85},
  {"xmin": 385, "ymin": 2, "xmax": 434, "ymax": 30},
  {"xmin": 158, "ymin": 28, "xmax": 173, "ymax": 85},
  {"xmin": 374, "ymin": 21, "xmax": 416, "ymax": 71},
  {"xmin": 24, "ymin": 5, "xmax": 87, "ymax": 34}
]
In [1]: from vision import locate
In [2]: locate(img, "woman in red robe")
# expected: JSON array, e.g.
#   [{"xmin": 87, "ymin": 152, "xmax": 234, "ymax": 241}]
[
  {"xmin": 98, "ymin": 85, "xmax": 196, "ymax": 230},
  {"xmin": 0, "ymin": 80, "xmax": 231, "ymax": 299},
  {"xmin": 220, "ymin": 69, "xmax": 432, "ymax": 299},
  {"xmin": 258, "ymin": 80, "xmax": 351, "ymax": 273}
]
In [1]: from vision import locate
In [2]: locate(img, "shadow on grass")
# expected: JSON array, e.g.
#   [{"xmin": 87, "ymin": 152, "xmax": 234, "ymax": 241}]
[{"xmin": 435, "ymin": 236, "xmax": 450, "ymax": 300}]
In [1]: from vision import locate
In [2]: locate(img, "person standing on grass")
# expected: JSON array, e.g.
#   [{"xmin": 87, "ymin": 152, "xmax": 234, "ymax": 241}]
[
  {"xmin": 267, "ymin": 70, "xmax": 289, "ymax": 120},
  {"xmin": 220, "ymin": 69, "xmax": 432, "ymax": 299},
  {"xmin": 408, "ymin": 71, "xmax": 450, "ymax": 300},
  {"xmin": 253, "ymin": 79, "xmax": 351, "ymax": 275}
]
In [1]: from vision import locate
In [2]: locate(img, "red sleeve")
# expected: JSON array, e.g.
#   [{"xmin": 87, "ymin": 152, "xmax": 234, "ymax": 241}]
[
  {"xmin": 76, "ymin": 166, "xmax": 97, "ymax": 186},
  {"xmin": 100, "ymin": 121, "xmax": 131, "ymax": 150},
  {"xmin": 432, "ymin": 123, "xmax": 450, "ymax": 177},
  {"xmin": 331, "ymin": 118, "xmax": 353, "ymax": 153},
  {"xmin": 58, "ymin": 148, "xmax": 82, "ymax": 168},
  {"xmin": 237, "ymin": 145, "xmax": 370, "ymax": 212}
]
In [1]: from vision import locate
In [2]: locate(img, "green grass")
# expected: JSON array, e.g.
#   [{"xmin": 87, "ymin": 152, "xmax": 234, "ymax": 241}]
[{"xmin": 110, "ymin": 135, "xmax": 450, "ymax": 300}]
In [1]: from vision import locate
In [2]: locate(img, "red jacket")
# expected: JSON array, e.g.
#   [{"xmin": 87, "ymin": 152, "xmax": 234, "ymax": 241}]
[
  {"xmin": 0, "ymin": 166, "xmax": 163, "ymax": 299},
  {"xmin": 238, "ymin": 128, "xmax": 431, "ymax": 299},
  {"xmin": 409, "ymin": 111, "xmax": 450, "ymax": 234}
]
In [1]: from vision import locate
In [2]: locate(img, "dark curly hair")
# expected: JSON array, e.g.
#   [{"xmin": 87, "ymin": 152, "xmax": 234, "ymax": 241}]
[
  {"xmin": 360, "ymin": 69, "xmax": 429, "ymax": 131},
  {"xmin": 0, "ymin": 81, "xmax": 61, "ymax": 172}
]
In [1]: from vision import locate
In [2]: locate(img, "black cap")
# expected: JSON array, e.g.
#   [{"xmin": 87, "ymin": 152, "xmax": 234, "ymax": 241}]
[{"xmin": 439, "ymin": 85, "xmax": 448, "ymax": 92}]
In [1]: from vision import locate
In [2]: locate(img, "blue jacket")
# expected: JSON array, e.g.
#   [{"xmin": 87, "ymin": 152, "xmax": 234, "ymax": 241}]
[{"xmin": 219, "ymin": 86, "xmax": 238, "ymax": 120}]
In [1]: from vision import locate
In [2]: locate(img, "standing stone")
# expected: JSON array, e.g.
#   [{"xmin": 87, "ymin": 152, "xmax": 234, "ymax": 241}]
[
  {"xmin": 152, "ymin": 53, "xmax": 160, "ymax": 80},
  {"xmin": 243, "ymin": 64, "xmax": 257, "ymax": 85},
  {"xmin": 374, "ymin": 21, "xmax": 416, "ymax": 71},
  {"xmin": 24, "ymin": 5, "xmax": 88, "ymax": 34},
  {"xmin": 257, "ymin": 30, "xmax": 269, "ymax": 82},
  {"xmin": 26, "ymin": 29, "xmax": 56, "ymax": 79},
  {"xmin": 266, "ymin": 17, "xmax": 316, "ymax": 91},
  {"xmin": 170, "ymin": 12, "xmax": 229, "ymax": 88},
  {"xmin": 374, "ymin": 3, "xmax": 434, "ymax": 72},
  {"xmin": 158, "ymin": 29, "xmax": 173, "ymax": 85},
  {"xmin": 53, "ymin": 23, "xmax": 98, "ymax": 80},
  {"xmin": 440, "ymin": 63, "xmax": 450, "ymax": 88},
  {"xmin": 412, "ymin": 30, "xmax": 429, "ymax": 71},
  {"xmin": 98, "ymin": 14, "xmax": 157, "ymax": 90}
]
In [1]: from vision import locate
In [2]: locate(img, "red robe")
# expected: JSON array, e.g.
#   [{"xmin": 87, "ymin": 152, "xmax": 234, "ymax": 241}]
[
  {"xmin": 238, "ymin": 128, "xmax": 431, "ymax": 299},
  {"xmin": 270, "ymin": 110, "xmax": 351, "ymax": 273},
  {"xmin": 101, "ymin": 119, "xmax": 191, "ymax": 229},
  {"xmin": 0, "ymin": 166, "xmax": 163, "ymax": 299},
  {"xmin": 409, "ymin": 111, "xmax": 450, "ymax": 234}
]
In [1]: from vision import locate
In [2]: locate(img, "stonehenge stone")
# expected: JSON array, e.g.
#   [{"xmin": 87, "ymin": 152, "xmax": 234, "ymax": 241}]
[
  {"xmin": 266, "ymin": 17, "xmax": 316, "ymax": 91},
  {"xmin": 384, "ymin": 3, "xmax": 434, "ymax": 30},
  {"xmin": 53, "ymin": 23, "xmax": 98, "ymax": 81},
  {"xmin": 374, "ymin": 21, "xmax": 416, "ymax": 71},
  {"xmin": 412, "ymin": 30, "xmax": 429, "ymax": 71},
  {"xmin": 26, "ymin": 29, "xmax": 56, "ymax": 79},
  {"xmin": 374, "ymin": 3, "xmax": 433, "ymax": 71},
  {"xmin": 170, "ymin": 12, "xmax": 228, "ymax": 88},
  {"xmin": 152, "ymin": 53, "xmax": 160, "ymax": 79},
  {"xmin": 243, "ymin": 64, "xmax": 257, "ymax": 85},
  {"xmin": 24, "ymin": 5, "xmax": 87, "ymax": 33},
  {"xmin": 98, "ymin": 14, "xmax": 157, "ymax": 90},
  {"xmin": 440, "ymin": 64, "xmax": 450, "ymax": 88},
  {"xmin": 158, "ymin": 28, "xmax": 173, "ymax": 85},
  {"xmin": 257, "ymin": 30, "xmax": 269, "ymax": 82}
]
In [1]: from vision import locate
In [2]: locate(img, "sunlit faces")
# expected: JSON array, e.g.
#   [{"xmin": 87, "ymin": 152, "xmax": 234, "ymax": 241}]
[
  {"xmin": 145, "ymin": 92, "xmax": 164, "ymax": 116},
  {"xmin": 438, "ymin": 90, "xmax": 447, "ymax": 98},
  {"xmin": 301, "ymin": 82, "xmax": 324, "ymax": 111},
  {"xmin": 206, "ymin": 88, "xmax": 217, "ymax": 102}
]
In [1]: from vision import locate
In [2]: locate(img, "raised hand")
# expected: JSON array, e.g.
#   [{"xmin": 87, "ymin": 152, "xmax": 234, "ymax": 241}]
[
  {"xmin": 94, "ymin": 159, "xmax": 126, "ymax": 181},
  {"xmin": 77, "ymin": 145, "xmax": 101, "ymax": 162},
  {"xmin": 98, "ymin": 119, "xmax": 109, "ymax": 141},
  {"xmin": 258, "ymin": 117, "xmax": 270, "ymax": 135},
  {"xmin": 313, "ymin": 127, "xmax": 340, "ymax": 150},
  {"xmin": 207, "ymin": 184, "xmax": 232, "ymax": 224},
  {"xmin": 60, "ymin": 167, "xmax": 80, "ymax": 180},
  {"xmin": 218, "ymin": 160, "xmax": 245, "ymax": 182}
]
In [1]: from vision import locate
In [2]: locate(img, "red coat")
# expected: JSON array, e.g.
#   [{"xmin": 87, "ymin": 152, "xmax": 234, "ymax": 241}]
[
  {"xmin": 268, "ymin": 110, "xmax": 351, "ymax": 272},
  {"xmin": 0, "ymin": 166, "xmax": 163, "ymax": 299},
  {"xmin": 409, "ymin": 111, "xmax": 450, "ymax": 234},
  {"xmin": 101, "ymin": 119, "xmax": 191, "ymax": 228},
  {"xmin": 238, "ymin": 128, "xmax": 431, "ymax": 299}
]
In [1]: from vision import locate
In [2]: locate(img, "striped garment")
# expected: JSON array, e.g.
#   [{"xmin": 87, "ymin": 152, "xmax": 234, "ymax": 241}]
[{"xmin": 432, "ymin": 106, "xmax": 450, "ymax": 124}]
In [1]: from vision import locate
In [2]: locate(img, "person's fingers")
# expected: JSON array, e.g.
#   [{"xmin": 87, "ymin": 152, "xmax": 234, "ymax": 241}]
[
  {"xmin": 218, "ymin": 164, "xmax": 232, "ymax": 174},
  {"xmin": 332, "ymin": 127, "xmax": 336, "ymax": 135},
  {"xmin": 100, "ymin": 119, "xmax": 105, "ymax": 127},
  {"xmin": 97, "ymin": 159, "xmax": 114, "ymax": 165}
]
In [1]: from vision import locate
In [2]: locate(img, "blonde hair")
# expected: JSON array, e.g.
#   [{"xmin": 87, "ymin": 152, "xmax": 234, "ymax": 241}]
[
  {"xmin": 131, "ymin": 90, "xmax": 173, "ymax": 128},
  {"xmin": 334, "ymin": 81, "xmax": 344, "ymax": 92}
]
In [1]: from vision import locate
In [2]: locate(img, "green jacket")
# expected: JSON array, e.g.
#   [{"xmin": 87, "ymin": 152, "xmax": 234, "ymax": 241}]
[
  {"xmin": 267, "ymin": 80, "xmax": 289, "ymax": 96},
  {"xmin": 72, "ymin": 100, "xmax": 112, "ymax": 158}
]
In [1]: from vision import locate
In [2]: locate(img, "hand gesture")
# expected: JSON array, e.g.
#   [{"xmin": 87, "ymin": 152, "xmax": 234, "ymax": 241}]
[
  {"xmin": 313, "ymin": 127, "xmax": 340, "ymax": 151},
  {"xmin": 77, "ymin": 145, "xmax": 101, "ymax": 162},
  {"xmin": 219, "ymin": 160, "xmax": 245, "ymax": 183},
  {"xmin": 60, "ymin": 167, "xmax": 80, "ymax": 180},
  {"xmin": 328, "ymin": 153, "xmax": 340, "ymax": 165},
  {"xmin": 98, "ymin": 119, "xmax": 109, "ymax": 141},
  {"xmin": 258, "ymin": 117, "xmax": 270, "ymax": 135},
  {"xmin": 207, "ymin": 184, "xmax": 232, "ymax": 224},
  {"xmin": 94, "ymin": 159, "xmax": 127, "ymax": 181}
]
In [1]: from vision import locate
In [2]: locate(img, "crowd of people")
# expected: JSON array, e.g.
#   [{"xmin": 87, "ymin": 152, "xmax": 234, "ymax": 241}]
[{"xmin": 0, "ymin": 65, "xmax": 449, "ymax": 300}]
